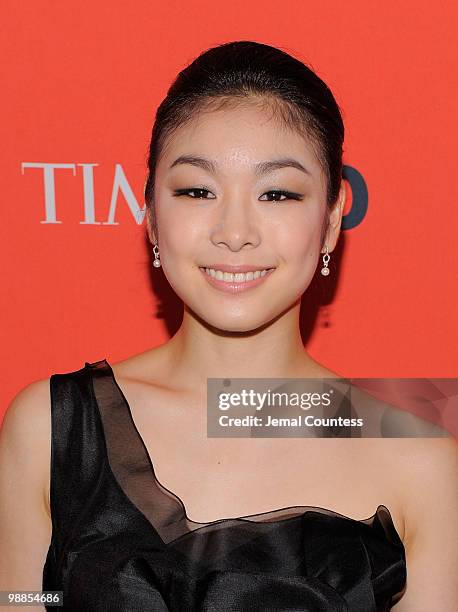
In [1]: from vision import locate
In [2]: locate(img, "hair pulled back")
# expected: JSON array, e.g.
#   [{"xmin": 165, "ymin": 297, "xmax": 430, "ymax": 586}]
[{"xmin": 145, "ymin": 40, "xmax": 344, "ymax": 235}]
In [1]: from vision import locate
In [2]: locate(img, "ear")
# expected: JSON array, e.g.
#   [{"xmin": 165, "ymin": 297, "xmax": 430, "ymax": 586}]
[
  {"xmin": 145, "ymin": 209, "xmax": 157, "ymax": 245},
  {"xmin": 322, "ymin": 180, "xmax": 346, "ymax": 253}
]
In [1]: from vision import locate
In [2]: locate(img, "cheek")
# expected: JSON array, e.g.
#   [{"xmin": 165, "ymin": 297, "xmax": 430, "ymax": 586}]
[
  {"xmin": 155, "ymin": 210, "xmax": 204, "ymax": 293},
  {"xmin": 156, "ymin": 203, "xmax": 201, "ymax": 257},
  {"xmin": 275, "ymin": 213, "xmax": 322, "ymax": 267}
]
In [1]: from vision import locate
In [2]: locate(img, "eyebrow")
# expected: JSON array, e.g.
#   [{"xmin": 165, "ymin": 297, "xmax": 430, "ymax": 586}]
[{"xmin": 169, "ymin": 155, "xmax": 311, "ymax": 176}]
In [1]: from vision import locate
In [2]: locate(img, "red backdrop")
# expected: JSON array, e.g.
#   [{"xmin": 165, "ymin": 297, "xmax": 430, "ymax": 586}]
[{"xmin": 2, "ymin": 1, "xmax": 457, "ymax": 433}]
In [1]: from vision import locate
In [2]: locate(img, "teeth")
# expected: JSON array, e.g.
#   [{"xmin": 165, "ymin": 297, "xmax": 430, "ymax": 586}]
[{"xmin": 202, "ymin": 268, "xmax": 272, "ymax": 283}]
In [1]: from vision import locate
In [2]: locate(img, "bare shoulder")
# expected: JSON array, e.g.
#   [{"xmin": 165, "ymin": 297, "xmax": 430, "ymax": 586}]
[
  {"xmin": 0, "ymin": 378, "xmax": 53, "ymax": 593},
  {"xmin": 387, "ymin": 436, "xmax": 458, "ymax": 610},
  {"xmin": 2, "ymin": 377, "xmax": 51, "ymax": 442},
  {"xmin": 391, "ymin": 437, "xmax": 457, "ymax": 541},
  {"xmin": 372, "ymin": 435, "xmax": 457, "ymax": 571},
  {"xmin": 1, "ymin": 378, "xmax": 52, "ymax": 516},
  {"xmin": 109, "ymin": 345, "xmax": 165, "ymax": 377},
  {"xmin": 2, "ymin": 377, "xmax": 52, "ymax": 454}
]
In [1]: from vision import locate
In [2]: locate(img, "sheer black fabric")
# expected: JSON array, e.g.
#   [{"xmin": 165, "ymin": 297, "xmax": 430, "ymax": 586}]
[{"xmin": 42, "ymin": 359, "xmax": 407, "ymax": 611}]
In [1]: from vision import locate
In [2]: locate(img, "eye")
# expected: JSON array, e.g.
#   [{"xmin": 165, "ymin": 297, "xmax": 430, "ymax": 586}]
[
  {"xmin": 173, "ymin": 187, "xmax": 216, "ymax": 199},
  {"xmin": 259, "ymin": 190, "xmax": 303, "ymax": 202}
]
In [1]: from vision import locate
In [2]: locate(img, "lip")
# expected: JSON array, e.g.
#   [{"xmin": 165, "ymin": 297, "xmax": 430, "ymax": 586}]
[
  {"xmin": 199, "ymin": 266, "xmax": 276, "ymax": 294},
  {"xmin": 200, "ymin": 264, "xmax": 276, "ymax": 273}
]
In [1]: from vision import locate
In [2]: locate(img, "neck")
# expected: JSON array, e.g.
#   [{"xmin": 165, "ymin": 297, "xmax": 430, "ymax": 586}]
[{"xmin": 161, "ymin": 301, "xmax": 328, "ymax": 390}]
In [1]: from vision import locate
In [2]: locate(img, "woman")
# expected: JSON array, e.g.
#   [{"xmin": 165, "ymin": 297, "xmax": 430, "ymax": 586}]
[{"xmin": 1, "ymin": 40, "xmax": 456, "ymax": 611}]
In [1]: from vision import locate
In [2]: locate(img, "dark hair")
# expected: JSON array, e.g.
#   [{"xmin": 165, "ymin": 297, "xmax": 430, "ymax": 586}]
[{"xmin": 144, "ymin": 40, "xmax": 344, "ymax": 238}]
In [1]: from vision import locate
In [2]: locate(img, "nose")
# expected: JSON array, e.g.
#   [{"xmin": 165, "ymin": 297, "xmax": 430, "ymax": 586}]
[{"xmin": 209, "ymin": 192, "xmax": 261, "ymax": 251}]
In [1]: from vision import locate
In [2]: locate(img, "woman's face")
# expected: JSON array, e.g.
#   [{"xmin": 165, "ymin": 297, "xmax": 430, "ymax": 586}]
[{"xmin": 150, "ymin": 102, "xmax": 342, "ymax": 333}]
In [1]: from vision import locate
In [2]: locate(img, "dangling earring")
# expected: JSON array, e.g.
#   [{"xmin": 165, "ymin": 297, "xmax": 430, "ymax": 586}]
[
  {"xmin": 321, "ymin": 245, "xmax": 330, "ymax": 276},
  {"xmin": 152, "ymin": 243, "xmax": 161, "ymax": 268}
]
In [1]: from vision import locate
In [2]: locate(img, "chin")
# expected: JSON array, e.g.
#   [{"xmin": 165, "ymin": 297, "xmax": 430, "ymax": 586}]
[{"xmin": 196, "ymin": 309, "xmax": 279, "ymax": 334}]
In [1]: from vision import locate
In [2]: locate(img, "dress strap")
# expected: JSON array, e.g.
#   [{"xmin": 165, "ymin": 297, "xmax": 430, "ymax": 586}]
[
  {"xmin": 48, "ymin": 361, "xmax": 107, "ymax": 565},
  {"xmin": 89, "ymin": 359, "xmax": 187, "ymax": 543}
]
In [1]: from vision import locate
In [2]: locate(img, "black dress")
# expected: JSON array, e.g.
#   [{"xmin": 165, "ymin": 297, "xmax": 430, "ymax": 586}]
[{"xmin": 42, "ymin": 359, "xmax": 407, "ymax": 611}]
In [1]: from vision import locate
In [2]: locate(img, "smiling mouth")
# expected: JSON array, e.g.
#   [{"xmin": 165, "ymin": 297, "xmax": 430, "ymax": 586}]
[{"xmin": 199, "ymin": 267, "xmax": 275, "ymax": 283}]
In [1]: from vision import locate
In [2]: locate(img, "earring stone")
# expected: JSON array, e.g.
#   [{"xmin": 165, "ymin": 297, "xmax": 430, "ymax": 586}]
[
  {"xmin": 321, "ymin": 246, "xmax": 330, "ymax": 276},
  {"xmin": 153, "ymin": 244, "xmax": 161, "ymax": 268}
]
